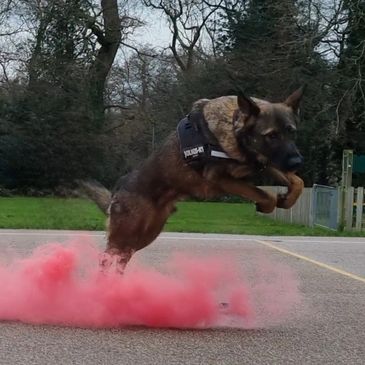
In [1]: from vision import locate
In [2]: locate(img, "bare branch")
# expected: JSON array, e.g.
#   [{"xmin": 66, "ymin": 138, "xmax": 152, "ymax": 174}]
[
  {"xmin": 88, "ymin": 22, "xmax": 109, "ymax": 46},
  {"xmin": 104, "ymin": 104, "xmax": 129, "ymax": 110},
  {"xmin": 120, "ymin": 41, "xmax": 157, "ymax": 58},
  {"xmin": 143, "ymin": 0, "xmax": 226, "ymax": 72}
]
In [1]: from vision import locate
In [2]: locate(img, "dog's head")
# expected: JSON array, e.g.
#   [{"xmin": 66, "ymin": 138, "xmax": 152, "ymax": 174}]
[{"xmin": 233, "ymin": 87, "xmax": 305, "ymax": 172}]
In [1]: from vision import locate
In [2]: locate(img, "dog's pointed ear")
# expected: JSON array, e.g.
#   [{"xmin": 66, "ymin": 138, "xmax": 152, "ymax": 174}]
[
  {"xmin": 284, "ymin": 86, "xmax": 306, "ymax": 114},
  {"xmin": 237, "ymin": 94, "xmax": 260, "ymax": 117}
]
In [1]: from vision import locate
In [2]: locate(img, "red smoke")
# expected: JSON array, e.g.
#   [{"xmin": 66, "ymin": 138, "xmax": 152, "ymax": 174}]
[{"xmin": 0, "ymin": 237, "xmax": 301, "ymax": 328}]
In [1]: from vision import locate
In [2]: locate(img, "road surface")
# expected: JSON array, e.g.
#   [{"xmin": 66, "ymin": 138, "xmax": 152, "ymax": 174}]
[{"xmin": 0, "ymin": 230, "xmax": 364, "ymax": 365}]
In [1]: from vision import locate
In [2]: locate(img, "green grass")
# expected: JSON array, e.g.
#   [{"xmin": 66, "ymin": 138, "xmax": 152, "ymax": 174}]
[
  {"xmin": 0, "ymin": 197, "xmax": 363, "ymax": 236},
  {"xmin": 0, "ymin": 197, "xmax": 105, "ymax": 230},
  {"xmin": 165, "ymin": 201, "xmax": 357, "ymax": 236}
]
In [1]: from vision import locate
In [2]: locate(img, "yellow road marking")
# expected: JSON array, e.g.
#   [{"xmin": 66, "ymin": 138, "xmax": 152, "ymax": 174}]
[{"xmin": 255, "ymin": 239, "xmax": 365, "ymax": 284}]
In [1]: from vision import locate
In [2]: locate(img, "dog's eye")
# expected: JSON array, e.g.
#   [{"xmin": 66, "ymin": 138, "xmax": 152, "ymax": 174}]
[
  {"xmin": 266, "ymin": 132, "xmax": 280, "ymax": 140},
  {"xmin": 286, "ymin": 125, "xmax": 297, "ymax": 137}
]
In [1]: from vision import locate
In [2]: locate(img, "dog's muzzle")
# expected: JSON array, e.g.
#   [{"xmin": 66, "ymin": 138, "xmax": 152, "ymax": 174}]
[
  {"xmin": 273, "ymin": 141, "xmax": 304, "ymax": 172},
  {"xmin": 285, "ymin": 154, "xmax": 304, "ymax": 172}
]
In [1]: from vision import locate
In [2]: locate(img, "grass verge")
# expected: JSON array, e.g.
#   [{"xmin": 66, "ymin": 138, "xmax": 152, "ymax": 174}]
[{"xmin": 0, "ymin": 197, "xmax": 363, "ymax": 236}]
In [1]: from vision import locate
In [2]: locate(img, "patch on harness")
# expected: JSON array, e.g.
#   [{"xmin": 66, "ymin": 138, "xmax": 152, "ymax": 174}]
[
  {"xmin": 177, "ymin": 114, "xmax": 207, "ymax": 165},
  {"xmin": 183, "ymin": 145, "xmax": 205, "ymax": 159}
]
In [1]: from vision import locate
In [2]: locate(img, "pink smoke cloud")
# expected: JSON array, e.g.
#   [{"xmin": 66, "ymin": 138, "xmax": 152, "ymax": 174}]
[{"xmin": 0, "ymin": 237, "xmax": 302, "ymax": 329}]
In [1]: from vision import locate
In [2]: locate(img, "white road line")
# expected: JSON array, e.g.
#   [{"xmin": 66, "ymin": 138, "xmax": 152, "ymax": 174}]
[
  {"xmin": 0, "ymin": 231, "xmax": 256, "ymax": 241},
  {"xmin": 256, "ymin": 239, "xmax": 365, "ymax": 284},
  {"xmin": 0, "ymin": 232, "xmax": 105, "ymax": 237},
  {"xmin": 0, "ymin": 231, "xmax": 363, "ymax": 244}
]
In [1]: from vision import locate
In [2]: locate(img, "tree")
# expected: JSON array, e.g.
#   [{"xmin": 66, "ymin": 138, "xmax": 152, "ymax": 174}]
[
  {"xmin": 142, "ymin": 0, "xmax": 232, "ymax": 73},
  {"xmin": 330, "ymin": 0, "xmax": 365, "ymax": 185},
  {"xmin": 214, "ymin": 1, "xmax": 340, "ymax": 184},
  {"xmin": 0, "ymin": 0, "xmax": 127, "ymax": 189}
]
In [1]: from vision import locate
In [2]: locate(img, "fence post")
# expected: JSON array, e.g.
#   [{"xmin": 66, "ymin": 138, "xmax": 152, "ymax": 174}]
[
  {"xmin": 355, "ymin": 187, "xmax": 364, "ymax": 231},
  {"xmin": 345, "ymin": 187, "xmax": 354, "ymax": 231},
  {"xmin": 309, "ymin": 186, "xmax": 314, "ymax": 227}
]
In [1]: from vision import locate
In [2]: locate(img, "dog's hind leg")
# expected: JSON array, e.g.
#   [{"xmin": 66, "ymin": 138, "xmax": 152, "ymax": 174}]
[
  {"xmin": 102, "ymin": 192, "xmax": 171, "ymax": 275},
  {"xmin": 99, "ymin": 247, "xmax": 135, "ymax": 275}
]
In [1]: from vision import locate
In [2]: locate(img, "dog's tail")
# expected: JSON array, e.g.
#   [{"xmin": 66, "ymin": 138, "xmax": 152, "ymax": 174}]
[{"xmin": 78, "ymin": 180, "xmax": 111, "ymax": 215}]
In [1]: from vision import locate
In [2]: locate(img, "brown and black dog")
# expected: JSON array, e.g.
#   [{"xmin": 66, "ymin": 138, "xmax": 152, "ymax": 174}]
[{"xmin": 81, "ymin": 88, "xmax": 305, "ymax": 273}]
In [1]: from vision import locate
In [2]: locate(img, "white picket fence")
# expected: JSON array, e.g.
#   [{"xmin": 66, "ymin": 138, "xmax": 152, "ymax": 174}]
[
  {"xmin": 259, "ymin": 186, "xmax": 365, "ymax": 231},
  {"xmin": 259, "ymin": 186, "xmax": 313, "ymax": 226}
]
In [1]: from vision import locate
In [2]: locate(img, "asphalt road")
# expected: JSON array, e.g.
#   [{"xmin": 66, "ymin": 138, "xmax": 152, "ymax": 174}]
[{"xmin": 0, "ymin": 230, "xmax": 364, "ymax": 365}]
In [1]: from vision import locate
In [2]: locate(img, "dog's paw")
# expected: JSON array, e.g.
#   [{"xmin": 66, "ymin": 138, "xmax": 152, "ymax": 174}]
[
  {"xmin": 256, "ymin": 201, "xmax": 276, "ymax": 214},
  {"xmin": 276, "ymin": 193, "xmax": 289, "ymax": 209}
]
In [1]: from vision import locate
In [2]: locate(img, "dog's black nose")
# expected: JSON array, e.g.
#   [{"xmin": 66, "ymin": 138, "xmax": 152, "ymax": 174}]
[{"xmin": 286, "ymin": 155, "xmax": 304, "ymax": 171}]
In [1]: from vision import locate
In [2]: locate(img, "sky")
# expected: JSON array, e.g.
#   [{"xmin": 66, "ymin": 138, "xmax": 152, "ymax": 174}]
[{"xmin": 134, "ymin": 10, "xmax": 171, "ymax": 49}]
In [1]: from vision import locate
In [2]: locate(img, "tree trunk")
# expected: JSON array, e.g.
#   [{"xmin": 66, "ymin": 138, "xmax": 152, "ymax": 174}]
[{"xmin": 88, "ymin": 0, "xmax": 121, "ymax": 121}]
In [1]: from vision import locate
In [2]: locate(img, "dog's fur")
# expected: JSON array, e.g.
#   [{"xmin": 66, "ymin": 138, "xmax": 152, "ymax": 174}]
[{"xmin": 81, "ymin": 89, "xmax": 305, "ymax": 273}]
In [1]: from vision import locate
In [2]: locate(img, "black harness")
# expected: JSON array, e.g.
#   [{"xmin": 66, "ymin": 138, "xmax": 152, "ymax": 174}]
[
  {"xmin": 177, "ymin": 112, "xmax": 233, "ymax": 168},
  {"xmin": 177, "ymin": 111, "xmax": 269, "ymax": 172}
]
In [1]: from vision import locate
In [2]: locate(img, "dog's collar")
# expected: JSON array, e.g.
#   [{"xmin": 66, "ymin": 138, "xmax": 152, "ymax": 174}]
[
  {"xmin": 256, "ymin": 159, "xmax": 268, "ymax": 172},
  {"xmin": 177, "ymin": 112, "xmax": 233, "ymax": 167},
  {"xmin": 244, "ymin": 150, "xmax": 269, "ymax": 173}
]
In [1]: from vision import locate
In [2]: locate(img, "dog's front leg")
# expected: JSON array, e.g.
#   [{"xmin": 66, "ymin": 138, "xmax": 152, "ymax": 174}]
[
  {"xmin": 217, "ymin": 178, "xmax": 277, "ymax": 213},
  {"xmin": 265, "ymin": 168, "xmax": 304, "ymax": 209},
  {"xmin": 276, "ymin": 172, "xmax": 304, "ymax": 209},
  {"xmin": 100, "ymin": 247, "xmax": 135, "ymax": 275}
]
